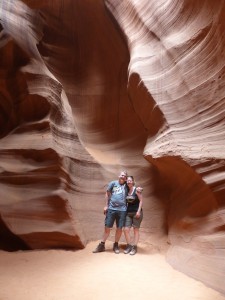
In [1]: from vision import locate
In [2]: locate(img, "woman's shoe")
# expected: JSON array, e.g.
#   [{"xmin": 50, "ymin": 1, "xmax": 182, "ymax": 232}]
[
  {"xmin": 130, "ymin": 245, "xmax": 137, "ymax": 255},
  {"xmin": 124, "ymin": 244, "xmax": 132, "ymax": 254}
]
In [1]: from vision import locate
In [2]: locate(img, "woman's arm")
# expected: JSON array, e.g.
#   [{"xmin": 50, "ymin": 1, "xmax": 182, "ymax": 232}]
[{"xmin": 135, "ymin": 191, "xmax": 143, "ymax": 218}]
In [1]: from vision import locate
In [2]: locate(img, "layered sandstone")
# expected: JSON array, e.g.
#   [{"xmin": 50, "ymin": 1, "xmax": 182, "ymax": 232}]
[{"xmin": 0, "ymin": 0, "xmax": 225, "ymax": 295}]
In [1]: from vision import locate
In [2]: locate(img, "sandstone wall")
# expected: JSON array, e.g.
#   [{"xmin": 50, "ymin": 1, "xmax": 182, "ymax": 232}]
[{"xmin": 0, "ymin": 0, "xmax": 225, "ymax": 294}]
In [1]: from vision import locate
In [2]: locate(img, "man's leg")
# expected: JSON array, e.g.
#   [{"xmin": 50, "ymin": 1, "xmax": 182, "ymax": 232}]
[
  {"xmin": 102, "ymin": 226, "xmax": 111, "ymax": 242},
  {"xmin": 113, "ymin": 210, "xmax": 126, "ymax": 254},
  {"xmin": 113, "ymin": 228, "xmax": 121, "ymax": 254},
  {"xmin": 115, "ymin": 227, "xmax": 122, "ymax": 243},
  {"xmin": 93, "ymin": 209, "xmax": 115, "ymax": 253}
]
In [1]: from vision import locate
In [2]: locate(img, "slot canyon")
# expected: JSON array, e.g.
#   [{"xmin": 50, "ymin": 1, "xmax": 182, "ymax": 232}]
[{"xmin": 0, "ymin": 0, "xmax": 225, "ymax": 298}]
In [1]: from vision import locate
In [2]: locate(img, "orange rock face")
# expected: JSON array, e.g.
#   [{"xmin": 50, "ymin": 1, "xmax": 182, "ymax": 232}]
[{"xmin": 1, "ymin": 0, "xmax": 225, "ymax": 294}]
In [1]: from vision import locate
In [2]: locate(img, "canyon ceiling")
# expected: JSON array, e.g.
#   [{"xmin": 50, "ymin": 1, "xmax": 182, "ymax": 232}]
[{"xmin": 0, "ymin": 0, "xmax": 225, "ymax": 295}]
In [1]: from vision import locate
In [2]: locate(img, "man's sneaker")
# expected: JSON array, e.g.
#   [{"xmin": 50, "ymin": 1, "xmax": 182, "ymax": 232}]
[
  {"xmin": 113, "ymin": 242, "xmax": 120, "ymax": 254},
  {"xmin": 130, "ymin": 245, "xmax": 137, "ymax": 255},
  {"xmin": 92, "ymin": 242, "xmax": 105, "ymax": 253},
  {"xmin": 124, "ymin": 244, "xmax": 132, "ymax": 254}
]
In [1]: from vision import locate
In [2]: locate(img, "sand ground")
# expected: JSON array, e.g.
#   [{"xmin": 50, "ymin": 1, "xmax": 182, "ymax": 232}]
[{"xmin": 0, "ymin": 241, "xmax": 224, "ymax": 300}]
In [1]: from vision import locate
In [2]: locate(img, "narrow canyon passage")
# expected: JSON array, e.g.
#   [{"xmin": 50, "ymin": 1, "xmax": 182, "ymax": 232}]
[{"xmin": 1, "ymin": 0, "xmax": 225, "ymax": 298}]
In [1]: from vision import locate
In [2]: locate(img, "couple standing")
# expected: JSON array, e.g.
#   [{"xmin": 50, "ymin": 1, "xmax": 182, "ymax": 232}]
[{"xmin": 93, "ymin": 171, "xmax": 143, "ymax": 255}]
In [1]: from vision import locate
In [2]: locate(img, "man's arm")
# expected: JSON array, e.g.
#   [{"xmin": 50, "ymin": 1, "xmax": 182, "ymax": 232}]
[{"xmin": 104, "ymin": 190, "xmax": 111, "ymax": 214}]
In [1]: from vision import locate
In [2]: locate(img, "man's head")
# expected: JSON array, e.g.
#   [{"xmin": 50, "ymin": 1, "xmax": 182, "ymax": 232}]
[{"xmin": 118, "ymin": 170, "xmax": 128, "ymax": 184}]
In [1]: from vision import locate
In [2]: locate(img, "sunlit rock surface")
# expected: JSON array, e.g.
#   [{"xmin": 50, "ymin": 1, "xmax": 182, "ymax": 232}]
[{"xmin": 0, "ymin": 0, "xmax": 225, "ymax": 294}]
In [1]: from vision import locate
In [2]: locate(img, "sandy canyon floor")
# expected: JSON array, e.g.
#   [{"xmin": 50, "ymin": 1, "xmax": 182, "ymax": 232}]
[{"xmin": 0, "ymin": 241, "xmax": 224, "ymax": 300}]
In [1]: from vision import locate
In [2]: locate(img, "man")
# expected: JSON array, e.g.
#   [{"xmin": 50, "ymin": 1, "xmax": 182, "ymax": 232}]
[{"xmin": 93, "ymin": 170, "xmax": 128, "ymax": 254}]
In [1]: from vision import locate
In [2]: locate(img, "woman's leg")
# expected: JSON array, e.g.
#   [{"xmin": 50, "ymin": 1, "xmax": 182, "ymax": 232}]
[
  {"xmin": 129, "ymin": 227, "xmax": 139, "ymax": 255},
  {"xmin": 124, "ymin": 227, "xmax": 131, "ymax": 244},
  {"xmin": 133, "ymin": 227, "xmax": 139, "ymax": 245},
  {"xmin": 123, "ymin": 226, "xmax": 132, "ymax": 253}
]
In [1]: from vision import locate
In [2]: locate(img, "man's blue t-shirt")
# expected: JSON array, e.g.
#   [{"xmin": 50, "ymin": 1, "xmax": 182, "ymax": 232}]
[{"xmin": 107, "ymin": 180, "xmax": 128, "ymax": 211}]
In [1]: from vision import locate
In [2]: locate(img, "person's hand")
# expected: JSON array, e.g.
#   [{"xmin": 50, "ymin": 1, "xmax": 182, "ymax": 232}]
[
  {"xmin": 135, "ymin": 212, "xmax": 141, "ymax": 219},
  {"xmin": 103, "ymin": 206, "xmax": 108, "ymax": 215},
  {"xmin": 136, "ymin": 187, "xmax": 143, "ymax": 193}
]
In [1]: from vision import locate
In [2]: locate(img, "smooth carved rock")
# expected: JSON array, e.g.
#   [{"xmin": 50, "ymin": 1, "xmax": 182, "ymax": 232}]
[
  {"xmin": 1, "ymin": 0, "xmax": 225, "ymax": 295},
  {"xmin": 106, "ymin": 0, "xmax": 225, "ymax": 295}
]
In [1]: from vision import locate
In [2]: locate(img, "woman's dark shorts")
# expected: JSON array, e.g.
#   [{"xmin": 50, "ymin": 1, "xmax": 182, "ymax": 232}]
[{"xmin": 124, "ymin": 211, "xmax": 143, "ymax": 228}]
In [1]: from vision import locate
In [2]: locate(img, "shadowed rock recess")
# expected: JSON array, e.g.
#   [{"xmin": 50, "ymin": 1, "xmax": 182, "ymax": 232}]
[{"xmin": 0, "ymin": 0, "xmax": 225, "ymax": 295}]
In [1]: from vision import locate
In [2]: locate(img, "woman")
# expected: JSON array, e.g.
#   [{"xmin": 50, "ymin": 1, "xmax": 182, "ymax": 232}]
[{"xmin": 124, "ymin": 176, "xmax": 143, "ymax": 255}]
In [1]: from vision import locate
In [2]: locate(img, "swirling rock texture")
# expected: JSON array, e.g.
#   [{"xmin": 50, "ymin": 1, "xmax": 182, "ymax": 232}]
[{"xmin": 0, "ymin": 0, "xmax": 225, "ymax": 295}]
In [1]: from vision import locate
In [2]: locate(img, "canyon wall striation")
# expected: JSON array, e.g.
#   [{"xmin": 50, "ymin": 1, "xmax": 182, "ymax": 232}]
[{"xmin": 0, "ymin": 0, "xmax": 225, "ymax": 294}]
